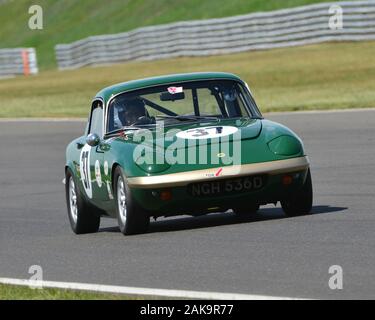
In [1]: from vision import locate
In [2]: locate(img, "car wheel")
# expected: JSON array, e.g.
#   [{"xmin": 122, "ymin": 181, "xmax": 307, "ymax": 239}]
[
  {"xmin": 233, "ymin": 203, "xmax": 260, "ymax": 216},
  {"xmin": 114, "ymin": 166, "xmax": 149, "ymax": 235},
  {"xmin": 65, "ymin": 169, "xmax": 100, "ymax": 234},
  {"xmin": 281, "ymin": 169, "xmax": 313, "ymax": 217}
]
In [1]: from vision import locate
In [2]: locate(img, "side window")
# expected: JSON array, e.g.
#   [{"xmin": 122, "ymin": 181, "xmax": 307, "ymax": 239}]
[
  {"xmin": 222, "ymin": 85, "xmax": 250, "ymax": 118},
  {"xmin": 89, "ymin": 101, "xmax": 103, "ymax": 136},
  {"xmin": 235, "ymin": 90, "xmax": 250, "ymax": 117},
  {"xmin": 239, "ymin": 84, "xmax": 262, "ymax": 118}
]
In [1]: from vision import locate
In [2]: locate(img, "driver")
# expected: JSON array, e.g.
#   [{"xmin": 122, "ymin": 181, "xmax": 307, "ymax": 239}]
[{"xmin": 117, "ymin": 98, "xmax": 148, "ymax": 127}]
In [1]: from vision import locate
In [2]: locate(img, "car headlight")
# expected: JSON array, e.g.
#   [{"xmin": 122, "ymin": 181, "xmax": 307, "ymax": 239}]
[{"xmin": 268, "ymin": 135, "xmax": 303, "ymax": 156}]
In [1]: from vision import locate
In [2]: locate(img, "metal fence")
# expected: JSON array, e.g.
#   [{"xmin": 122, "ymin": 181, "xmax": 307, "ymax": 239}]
[
  {"xmin": 55, "ymin": 1, "xmax": 375, "ymax": 70},
  {"xmin": 0, "ymin": 48, "xmax": 38, "ymax": 78}
]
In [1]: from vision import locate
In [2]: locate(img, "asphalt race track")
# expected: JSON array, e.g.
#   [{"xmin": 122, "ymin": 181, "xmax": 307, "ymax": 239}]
[{"xmin": 0, "ymin": 110, "xmax": 374, "ymax": 299}]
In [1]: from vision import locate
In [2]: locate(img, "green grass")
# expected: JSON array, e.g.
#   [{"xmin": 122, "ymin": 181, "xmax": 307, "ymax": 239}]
[
  {"xmin": 0, "ymin": 0, "xmax": 334, "ymax": 69},
  {"xmin": 0, "ymin": 41, "xmax": 374, "ymax": 118},
  {"xmin": 0, "ymin": 284, "xmax": 143, "ymax": 300}
]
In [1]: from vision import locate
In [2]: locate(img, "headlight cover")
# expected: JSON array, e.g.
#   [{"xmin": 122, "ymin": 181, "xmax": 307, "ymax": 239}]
[
  {"xmin": 268, "ymin": 135, "xmax": 302, "ymax": 156},
  {"xmin": 135, "ymin": 154, "xmax": 171, "ymax": 174}
]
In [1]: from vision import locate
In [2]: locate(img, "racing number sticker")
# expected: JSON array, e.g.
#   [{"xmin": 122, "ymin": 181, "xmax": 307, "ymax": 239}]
[
  {"xmin": 80, "ymin": 144, "xmax": 93, "ymax": 199},
  {"xmin": 191, "ymin": 128, "xmax": 209, "ymax": 137},
  {"xmin": 176, "ymin": 126, "xmax": 238, "ymax": 140},
  {"xmin": 81, "ymin": 151, "xmax": 89, "ymax": 188}
]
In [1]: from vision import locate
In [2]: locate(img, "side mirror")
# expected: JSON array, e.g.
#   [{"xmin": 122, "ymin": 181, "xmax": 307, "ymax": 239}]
[{"xmin": 86, "ymin": 133, "xmax": 100, "ymax": 147}]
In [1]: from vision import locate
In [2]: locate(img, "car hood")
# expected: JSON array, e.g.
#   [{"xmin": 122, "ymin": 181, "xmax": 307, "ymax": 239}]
[{"xmin": 124, "ymin": 118, "xmax": 262, "ymax": 150}]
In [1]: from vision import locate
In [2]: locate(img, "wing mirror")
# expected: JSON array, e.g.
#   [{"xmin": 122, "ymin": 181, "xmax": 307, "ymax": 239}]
[{"xmin": 86, "ymin": 133, "xmax": 101, "ymax": 147}]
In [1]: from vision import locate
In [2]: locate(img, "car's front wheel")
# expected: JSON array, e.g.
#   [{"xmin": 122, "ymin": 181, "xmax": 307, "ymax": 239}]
[
  {"xmin": 114, "ymin": 166, "xmax": 149, "ymax": 235},
  {"xmin": 65, "ymin": 169, "xmax": 100, "ymax": 234},
  {"xmin": 281, "ymin": 169, "xmax": 313, "ymax": 217}
]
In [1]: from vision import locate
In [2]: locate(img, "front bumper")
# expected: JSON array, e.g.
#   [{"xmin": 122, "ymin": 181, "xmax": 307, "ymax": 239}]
[
  {"xmin": 129, "ymin": 157, "xmax": 310, "ymax": 215},
  {"xmin": 128, "ymin": 156, "xmax": 309, "ymax": 189}
]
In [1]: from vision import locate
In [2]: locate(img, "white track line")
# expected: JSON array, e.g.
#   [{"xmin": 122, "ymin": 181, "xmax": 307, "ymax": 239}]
[
  {"xmin": 266, "ymin": 107, "xmax": 375, "ymax": 116},
  {"xmin": 0, "ymin": 278, "xmax": 305, "ymax": 300},
  {"xmin": 0, "ymin": 118, "xmax": 86, "ymax": 122}
]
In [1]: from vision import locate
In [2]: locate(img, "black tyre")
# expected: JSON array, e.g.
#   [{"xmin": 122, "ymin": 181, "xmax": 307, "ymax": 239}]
[
  {"xmin": 114, "ymin": 166, "xmax": 149, "ymax": 235},
  {"xmin": 65, "ymin": 169, "xmax": 100, "ymax": 234},
  {"xmin": 281, "ymin": 169, "xmax": 313, "ymax": 217},
  {"xmin": 233, "ymin": 203, "xmax": 260, "ymax": 216}
]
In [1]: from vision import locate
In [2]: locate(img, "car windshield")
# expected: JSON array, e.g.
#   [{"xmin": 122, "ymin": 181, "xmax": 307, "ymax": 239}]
[{"xmin": 107, "ymin": 80, "xmax": 262, "ymax": 133}]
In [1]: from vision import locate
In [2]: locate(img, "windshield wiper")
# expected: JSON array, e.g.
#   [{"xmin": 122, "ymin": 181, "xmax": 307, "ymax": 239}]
[{"xmin": 156, "ymin": 115, "xmax": 219, "ymax": 122}]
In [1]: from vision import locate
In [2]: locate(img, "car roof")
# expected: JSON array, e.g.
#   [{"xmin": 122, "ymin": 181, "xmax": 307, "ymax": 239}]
[{"xmin": 95, "ymin": 72, "xmax": 243, "ymax": 102}]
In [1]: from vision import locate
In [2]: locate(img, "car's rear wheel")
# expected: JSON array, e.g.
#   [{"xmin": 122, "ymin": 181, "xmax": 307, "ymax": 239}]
[
  {"xmin": 233, "ymin": 203, "xmax": 260, "ymax": 216},
  {"xmin": 65, "ymin": 169, "xmax": 100, "ymax": 234},
  {"xmin": 114, "ymin": 166, "xmax": 149, "ymax": 235},
  {"xmin": 281, "ymin": 169, "xmax": 313, "ymax": 217}
]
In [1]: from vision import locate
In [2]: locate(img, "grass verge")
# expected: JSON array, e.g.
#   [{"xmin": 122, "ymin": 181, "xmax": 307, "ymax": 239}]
[
  {"xmin": 0, "ymin": 283, "xmax": 145, "ymax": 300},
  {"xmin": 0, "ymin": 41, "xmax": 374, "ymax": 118}
]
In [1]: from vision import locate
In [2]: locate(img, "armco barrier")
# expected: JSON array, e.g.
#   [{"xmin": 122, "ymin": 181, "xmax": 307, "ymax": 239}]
[
  {"xmin": 55, "ymin": 1, "xmax": 375, "ymax": 70},
  {"xmin": 0, "ymin": 48, "xmax": 38, "ymax": 78}
]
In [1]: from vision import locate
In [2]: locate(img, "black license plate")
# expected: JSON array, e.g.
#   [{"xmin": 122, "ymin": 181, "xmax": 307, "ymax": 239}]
[{"xmin": 188, "ymin": 175, "xmax": 266, "ymax": 197}]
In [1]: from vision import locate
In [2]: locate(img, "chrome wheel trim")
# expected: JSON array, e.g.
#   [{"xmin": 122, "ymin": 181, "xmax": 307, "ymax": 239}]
[
  {"xmin": 117, "ymin": 176, "xmax": 127, "ymax": 225},
  {"xmin": 69, "ymin": 177, "xmax": 78, "ymax": 223}
]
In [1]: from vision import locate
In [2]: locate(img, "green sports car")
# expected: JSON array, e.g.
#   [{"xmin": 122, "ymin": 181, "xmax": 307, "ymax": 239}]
[{"xmin": 65, "ymin": 72, "xmax": 312, "ymax": 235}]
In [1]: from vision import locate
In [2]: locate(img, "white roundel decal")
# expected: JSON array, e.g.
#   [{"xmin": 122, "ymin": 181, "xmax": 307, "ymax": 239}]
[
  {"xmin": 176, "ymin": 126, "xmax": 238, "ymax": 140},
  {"xmin": 95, "ymin": 160, "xmax": 102, "ymax": 188},
  {"xmin": 79, "ymin": 144, "xmax": 92, "ymax": 199}
]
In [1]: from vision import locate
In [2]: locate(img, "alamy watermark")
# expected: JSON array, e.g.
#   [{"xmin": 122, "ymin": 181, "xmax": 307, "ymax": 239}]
[
  {"xmin": 28, "ymin": 5, "xmax": 43, "ymax": 30},
  {"xmin": 28, "ymin": 264, "xmax": 43, "ymax": 289},
  {"xmin": 328, "ymin": 5, "xmax": 343, "ymax": 30},
  {"xmin": 131, "ymin": 123, "xmax": 242, "ymax": 171},
  {"xmin": 328, "ymin": 265, "xmax": 343, "ymax": 290}
]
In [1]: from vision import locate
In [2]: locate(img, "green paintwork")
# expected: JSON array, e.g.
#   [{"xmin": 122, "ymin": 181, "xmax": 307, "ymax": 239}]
[{"xmin": 65, "ymin": 72, "xmax": 308, "ymax": 218}]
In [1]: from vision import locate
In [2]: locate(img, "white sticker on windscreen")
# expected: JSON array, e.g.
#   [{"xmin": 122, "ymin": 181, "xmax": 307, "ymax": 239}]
[{"xmin": 167, "ymin": 86, "xmax": 183, "ymax": 94}]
